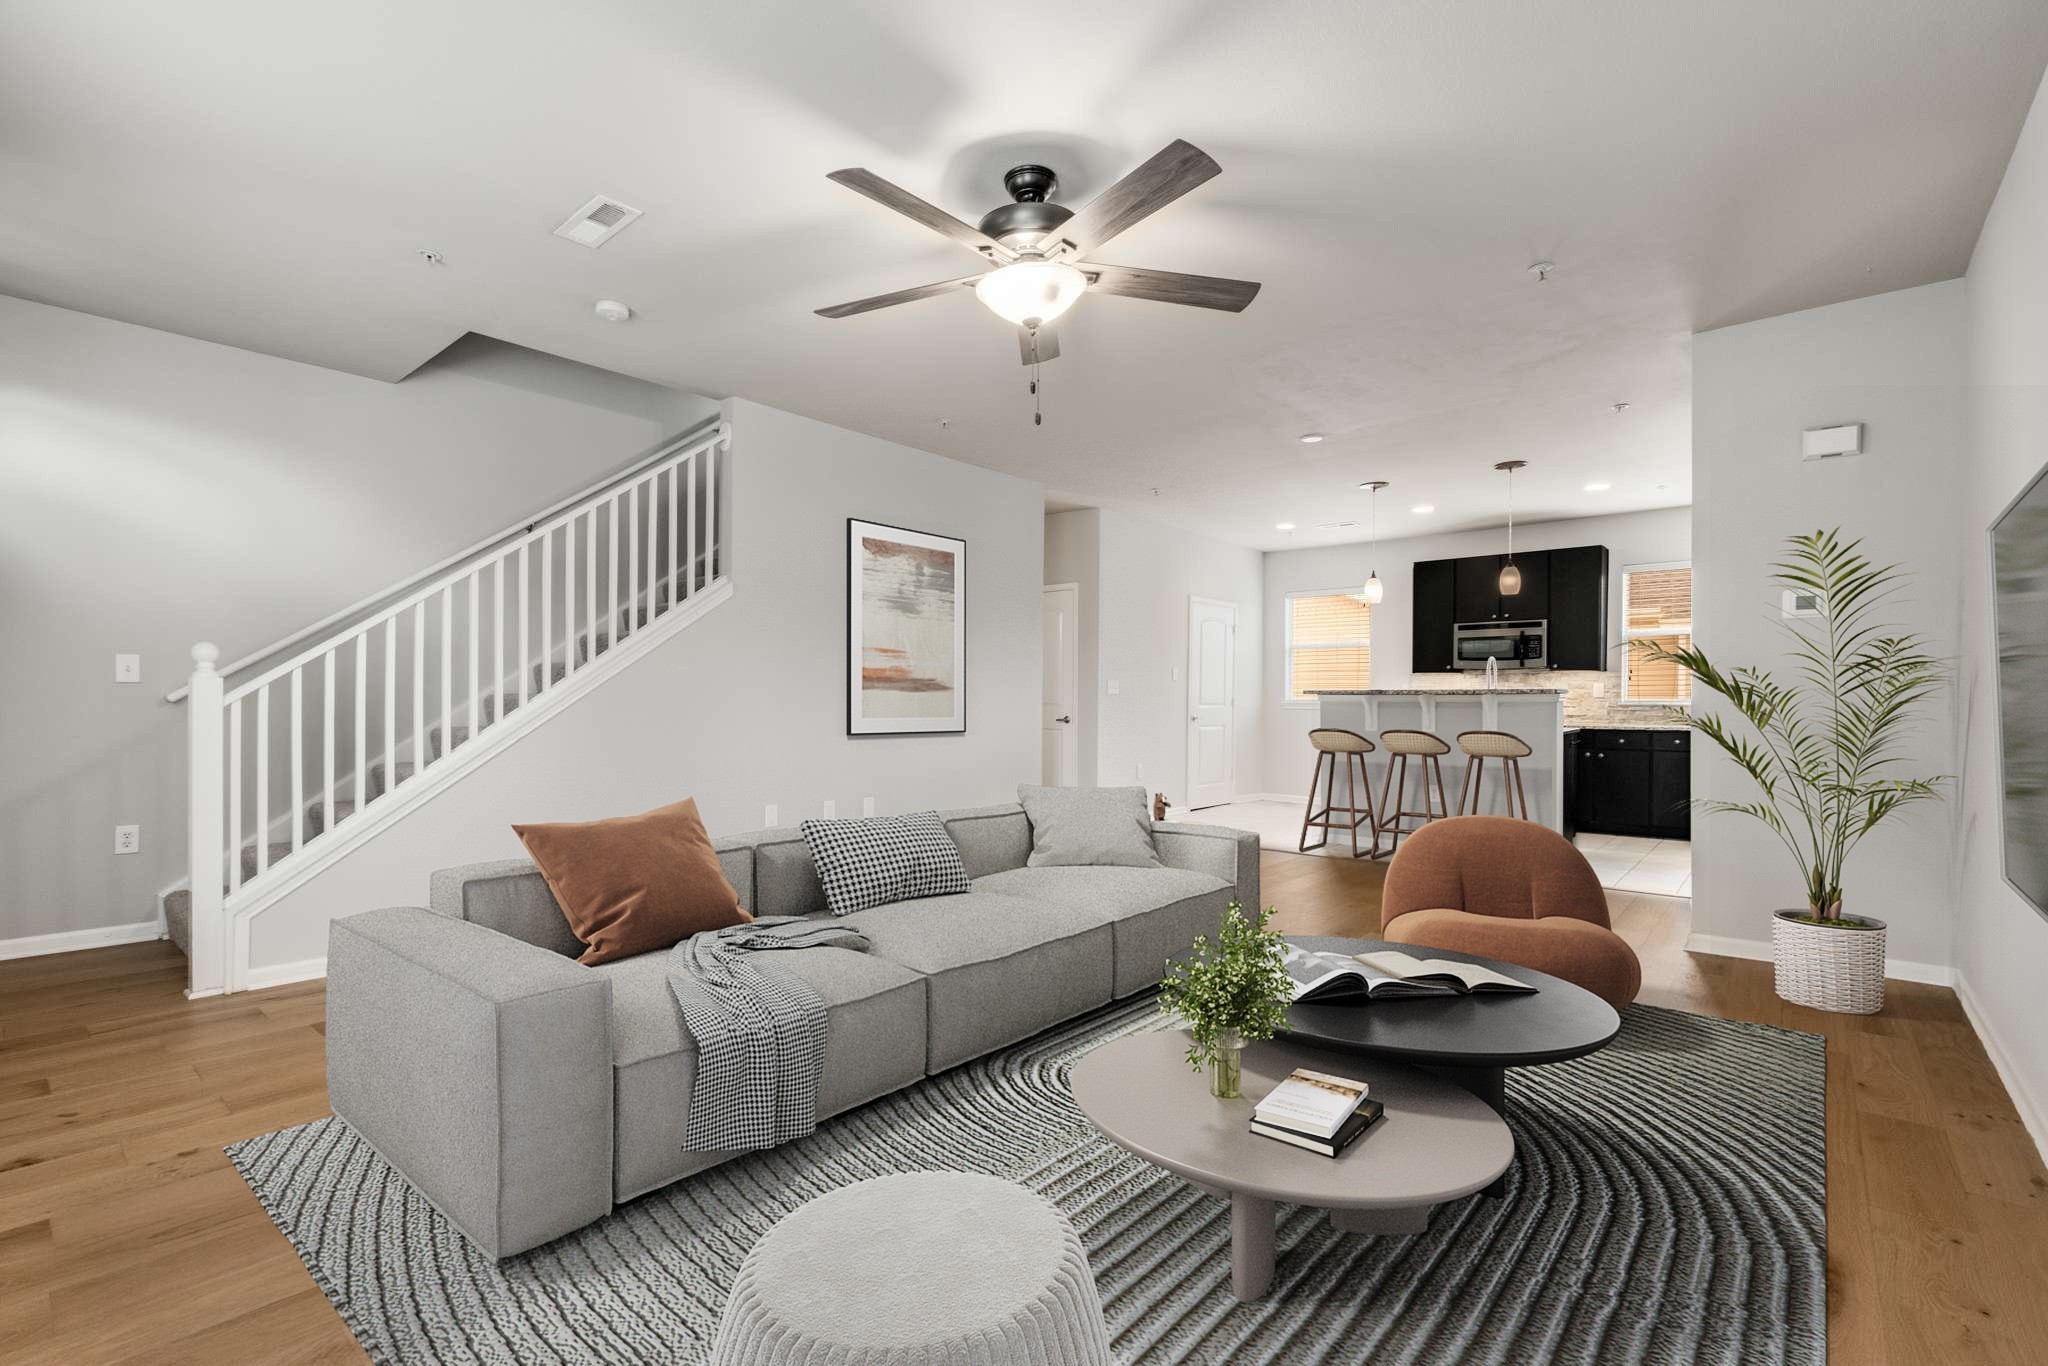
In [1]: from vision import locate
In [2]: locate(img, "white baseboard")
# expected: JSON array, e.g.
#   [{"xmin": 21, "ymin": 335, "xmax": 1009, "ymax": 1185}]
[
  {"xmin": 242, "ymin": 956, "xmax": 326, "ymax": 992},
  {"xmin": 1682, "ymin": 932, "xmax": 1955, "ymax": 987},
  {"xmin": 0, "ymin": 919, "xmax": 164, "ymax": 961},
  {"xmin": 1953, "ymin": 971, "xmax": 2048, "ymax": 1168}
]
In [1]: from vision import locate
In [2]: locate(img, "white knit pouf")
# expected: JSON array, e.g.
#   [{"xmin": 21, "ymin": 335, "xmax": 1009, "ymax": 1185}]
[{"xmin": 709, "ymin": 1172, "xmax": 1113, "ymax": 1366}]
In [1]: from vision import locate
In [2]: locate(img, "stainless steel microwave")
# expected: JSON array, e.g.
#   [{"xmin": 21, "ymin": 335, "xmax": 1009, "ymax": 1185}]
[{"xmin": 1453, "ymin": 620, "xmax": 1549, "ymax": 670}]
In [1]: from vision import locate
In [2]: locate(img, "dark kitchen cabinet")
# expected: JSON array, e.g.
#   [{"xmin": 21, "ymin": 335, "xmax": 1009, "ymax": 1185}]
[
  {"xmin": 1546, "ymin": 545, "xmax": 1610, "ymax": 671},
  {"xmin": 1578, "ymin": 744, "xmax": 1650, "ymax": 832},
  {"xmin": 1650, "ymin": 733, "xmax": 1692, "ymax": 838},
  {"xmin": 1454, "ymin": 555, "xmax": 1505, "ymax": 624},
  {"xmin": 1561, "ymin": 730, "xmax": 1582, "ymax": 839},
  {"xmin": 1413, "ymin": 559, "xmax": 1455, "ymax": 672},
  {"xmin": 1571, "ymin": 728, "xmax": 1691, "ymax": 837}
]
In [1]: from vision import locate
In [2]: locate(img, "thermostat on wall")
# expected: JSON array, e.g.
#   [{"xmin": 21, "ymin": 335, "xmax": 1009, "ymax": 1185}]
[{"xmin": 1801, "ymin": 423, "xmax": 1863, "ymax": 461}]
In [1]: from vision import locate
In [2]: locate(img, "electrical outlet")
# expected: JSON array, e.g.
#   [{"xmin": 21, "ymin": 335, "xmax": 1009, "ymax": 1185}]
[
  {"xmin": 764, "ymin": 803, "xmax": 779, "ymax": 827},
  {"xmin": 822, "ymin": 799, "xmax": 837, "ymax": 819},
  {"xmin": 861, "ymin": 796, "xmax": 876, "ymax": 817},
  {"xmin": 1135, "ymin": 762, "xmax": 1144, "ymax": 781},
  {"xmin": 1171, "ymin": 666, "xmax": 1181, "ymax": 681},
  {"xmin": 1592, "ymin": 679, "xmax": 1607, "ymax": 698},
  {"xmin": 114, "ymin": 824, "xmax": 140, "ymax": 855},
  {"xmin": 1107, "ymin": 679, "xmax": 1121, "ymax": 695},
  {"xmin": 114, "ymin": 653, "xmax": 141, "ymax": 684}
]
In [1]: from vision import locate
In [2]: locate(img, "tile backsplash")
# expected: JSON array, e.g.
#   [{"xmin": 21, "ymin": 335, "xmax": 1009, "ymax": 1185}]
[{"xmin": 1408, "ymin": 671, "xmax": 1687, "ymax": 728}]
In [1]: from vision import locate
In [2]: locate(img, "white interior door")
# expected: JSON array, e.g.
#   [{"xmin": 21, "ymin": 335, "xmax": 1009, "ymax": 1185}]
[
  {"xmin": 1041, "ymin": 584, "xmax": 1079, "ymax": 786},
  {"xmin": 1186, "ymin": 597, "xmax": 1236, "ymax": 809}
]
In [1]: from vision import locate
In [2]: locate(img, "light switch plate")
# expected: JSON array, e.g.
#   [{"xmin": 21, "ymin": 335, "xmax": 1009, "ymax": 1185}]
[
  {"xmin": 821, "ymin": 799, "xmax": 837, "ymax": 819},
  {"xmin": 764, "ymin": 803, "xmax": 779, "ymax": 827},
  {"xmin": 861, "ymin": 796, "xmax": 876, "ymax": 817},
  {"xmin": 114, "ymin": 825, "xmax": 140, "ymax": 854},
  {"xmin": 1107, "ymin": 679, "xmax": 1121, "ymax": 695},
  {"xmin": 114, "ymin": 653, "xmax": 141, "ymax": 684}
]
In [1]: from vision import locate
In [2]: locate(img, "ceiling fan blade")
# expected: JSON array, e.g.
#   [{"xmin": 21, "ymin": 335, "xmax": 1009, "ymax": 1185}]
[
  {"xmin": 826, "ymin": 168, "xmax": 1014, "ymax": 262},
  {"xmin": 815, "ymin": 274, "xmax": 984, "ymax": 319},
  {"xmin": 1081, "ymin": 262, "xmax": 1261, "ymax": 312},
  {"xmin": 1038, "ymin": 140, "xmax": 1221, "ymax": 259},
  {"xmin": 1018, "ymin": 324, "xmax": 1060, "ymax": 365}
]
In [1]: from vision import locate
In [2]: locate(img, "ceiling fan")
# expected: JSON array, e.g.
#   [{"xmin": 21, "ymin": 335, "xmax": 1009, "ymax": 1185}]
[{"xmin": 815, "ymin": 140, "xmax": 1261, "ymax": 368}]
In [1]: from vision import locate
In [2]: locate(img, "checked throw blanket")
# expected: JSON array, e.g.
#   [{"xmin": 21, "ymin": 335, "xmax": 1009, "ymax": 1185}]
[{"xmin": 667, "ymin": 917, "xmax": 870, "ymax": 1151}]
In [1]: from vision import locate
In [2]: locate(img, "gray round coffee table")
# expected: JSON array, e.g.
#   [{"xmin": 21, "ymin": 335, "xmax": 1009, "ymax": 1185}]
[{"xmin": 1070, "ymin": 1029, "xmax": 1511, "ymax": 1300}]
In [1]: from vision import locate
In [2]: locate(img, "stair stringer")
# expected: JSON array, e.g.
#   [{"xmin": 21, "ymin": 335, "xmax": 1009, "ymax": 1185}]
[{"xmin": 217, "ymin": 575, "xmax": 733, "ymax": 993}]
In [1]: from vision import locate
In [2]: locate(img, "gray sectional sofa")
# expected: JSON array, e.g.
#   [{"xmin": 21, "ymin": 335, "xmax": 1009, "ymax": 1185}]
[{"xmin": 325, "ymin": 803, "xmax": 1259, "ymax": 1258}]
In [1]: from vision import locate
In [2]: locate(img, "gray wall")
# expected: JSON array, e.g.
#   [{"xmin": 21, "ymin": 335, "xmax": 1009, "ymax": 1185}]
[
  {"xmin": 1959, "ymin": 66, "xmax": 2048, "ymax": 1150},
  {"xmin": 0, "ymin": 294, "xmax": 716, "ymax": 948},
  {"xmin": 1260, "ymin": 507, "xmax": 1693, "ymax": 797},
  {"xmin": 1691, "ymin": 279, "xmax": 1966, "ymax": 971},
  {"xmin": 246, "ymin": 396, "xmax": 1043, "ymax": 970}
]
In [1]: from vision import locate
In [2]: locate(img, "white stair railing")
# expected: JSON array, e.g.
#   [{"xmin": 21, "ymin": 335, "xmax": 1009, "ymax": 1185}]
[{"xmin": 182, "ymin": 423, "xmax": 729, "ymax": 997}]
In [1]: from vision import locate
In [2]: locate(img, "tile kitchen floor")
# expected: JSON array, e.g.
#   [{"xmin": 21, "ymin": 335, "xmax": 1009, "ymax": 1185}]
[{"xmin": 1572, "ymin": 832, "xmax": 1692, "ymax": 896}]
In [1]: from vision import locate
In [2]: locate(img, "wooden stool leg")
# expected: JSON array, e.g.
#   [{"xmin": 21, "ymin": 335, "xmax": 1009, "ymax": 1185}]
[
  {"xmin": 1378, "ymin": 753, "xmax": 1400, "ymax": 843},
  {"xmin": 1298, "ymin": 751, "xmax": 1327, "ymax": 851},
  {"xmin": 1431, "ymin": 754, "xmax": 1450, "ymax": 820},
  {"xmin": 1346, "ymin": 754, "xmax": 1364, "ymax": 858},
  {"xmin": 1461, "ymin": 755, "xmax": 1480, "ymax": 815},
  {"xmin": 1510, "ymin": 757, "xmax": 1530, "ymax": 820},
  {"xmin": 1359, "ymin": 755, "xmax": 1383, "ymax": 858}
]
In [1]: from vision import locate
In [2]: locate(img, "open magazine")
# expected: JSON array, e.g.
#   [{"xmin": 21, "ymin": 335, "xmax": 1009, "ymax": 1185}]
[{"xmin": 1284, "ymin": 945, "xmax": 1538, "ymax": 1004}]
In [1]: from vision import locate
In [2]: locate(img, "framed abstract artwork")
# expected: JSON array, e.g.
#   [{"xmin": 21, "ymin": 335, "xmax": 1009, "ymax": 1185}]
[{"xmin": 847, "ymin": 518, "xmax": 966, "ymax": 735}]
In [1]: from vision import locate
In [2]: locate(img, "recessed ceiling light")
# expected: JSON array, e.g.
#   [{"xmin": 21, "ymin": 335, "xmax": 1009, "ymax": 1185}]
[
  {"xmin": 1275, "ymin": 522, "xmax": 1296, "ymax": 531},
  {"xmin": 1298, "ymin": 433, "xmax": 1324, "ymax": 445},
  {"xmin": 1584, "ymin": 481, "xmax": 1612, "ymax": 492},
  {"xmin": 1410, "ymin": 504, "xmax": 1434, "ymax": 514}
]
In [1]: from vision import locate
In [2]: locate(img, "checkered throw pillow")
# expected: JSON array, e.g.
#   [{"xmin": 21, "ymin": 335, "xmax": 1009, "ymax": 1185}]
[{"xmin": 798, "ymin": 810, "xmax": 970, "ymax": 916}]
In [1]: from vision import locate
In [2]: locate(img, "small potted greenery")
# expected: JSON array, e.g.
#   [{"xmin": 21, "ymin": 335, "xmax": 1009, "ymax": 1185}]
[
  {"xmin": 1642, "ymin": 529, "xmax": 1947, "ymax": 1015},
  {"xmin": 1158, "ymin": 902, "xmax": 1294, "ymax": 1098}
]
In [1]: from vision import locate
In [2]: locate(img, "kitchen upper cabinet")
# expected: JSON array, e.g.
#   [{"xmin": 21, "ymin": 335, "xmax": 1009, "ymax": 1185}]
[
  {"xmin": 1452, "ymin": 555, "xmax": 1502, "ymax": 624},
  {"xmin": 1546, "ymin": 545, "xmax": 1610, "ymax": 671},
  {"xmin": 1414, "ymin": 543, "xmax": 1604, "ymax": 674},
  {"xmin": 1413, "ymin": 559, "xmax": 1455, "ymax": 672},
  {"xmin": 1497, "ymin": 552, "xmax": 1549, "ymax": 622}
]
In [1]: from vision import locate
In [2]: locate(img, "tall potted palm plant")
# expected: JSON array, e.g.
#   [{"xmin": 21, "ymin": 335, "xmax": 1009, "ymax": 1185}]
[{"xmin": 1643, "ymin": 529, "xmax": 1947, "ymax": 1014}]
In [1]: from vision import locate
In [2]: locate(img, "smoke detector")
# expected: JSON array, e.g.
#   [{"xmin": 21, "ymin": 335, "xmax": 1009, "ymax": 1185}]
[
  {"xmin": 594, "ymin": 299, "xmax": 633, "ymax": 323},
  {"xmin": 554, "ymin": 195, "xmax": 643, "ymax": 249}
]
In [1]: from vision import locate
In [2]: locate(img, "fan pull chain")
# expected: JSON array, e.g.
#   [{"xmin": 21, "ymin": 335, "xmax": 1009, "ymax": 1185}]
[{"xmin": 1032, "ymin": 358, "xmax": 1042, "ymax": 427}]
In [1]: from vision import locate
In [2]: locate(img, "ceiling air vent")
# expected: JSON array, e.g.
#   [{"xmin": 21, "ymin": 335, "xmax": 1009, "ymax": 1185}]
[
  {"xmin": 554, "ymin": 195, "xmax": 643, "ymax": 248},
  {"xmin": 1316, "ymin": 520, "xmax": 1360, "ymax": 531}
]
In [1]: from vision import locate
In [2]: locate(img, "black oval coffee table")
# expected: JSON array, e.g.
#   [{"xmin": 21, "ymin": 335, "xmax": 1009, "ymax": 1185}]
[{"xmin": 1280, "ymin": 936, "xmax": 1621, "ymax": 1114}]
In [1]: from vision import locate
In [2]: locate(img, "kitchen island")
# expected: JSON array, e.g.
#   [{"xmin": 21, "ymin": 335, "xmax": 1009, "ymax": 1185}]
[{"xmin": 1308, "ymin": 689, "xmax": 1567, "ymax": 833}]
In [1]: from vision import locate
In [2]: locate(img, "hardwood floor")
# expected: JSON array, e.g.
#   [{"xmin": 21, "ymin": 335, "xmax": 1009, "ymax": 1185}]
[{"xmin": 2, "ymin": 852, "xmax": 2043, "ymax": 1364}]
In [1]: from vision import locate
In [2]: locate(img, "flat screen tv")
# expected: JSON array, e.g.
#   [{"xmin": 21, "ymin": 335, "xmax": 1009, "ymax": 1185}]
[{"xmin": 1991, "ymin": 459, "xmax": 2048, "ymax": 919}]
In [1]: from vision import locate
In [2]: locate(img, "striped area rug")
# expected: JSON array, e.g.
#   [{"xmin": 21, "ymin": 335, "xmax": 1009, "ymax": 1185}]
[{"xmin": 228, "ymin": 999, "xmax": 1824, "ymax": 1365}]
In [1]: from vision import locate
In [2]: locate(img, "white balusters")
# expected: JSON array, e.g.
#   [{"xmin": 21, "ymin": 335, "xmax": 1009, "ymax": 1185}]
[
  {"xmin": 290, "ymin": 669, "xmax": 305, "ymax": 852},
  {"xmin": 322, "ymin": 652, "xmax": 335, "ymax": 838},
  {"xmin": 585, "ymin": 508, "xmax": 597, "ymax": 664},
  {"xmin": 706, "ymin": 444, "xmax": 719, "ymax": 582},
  {"xmin": 354, "ymin": 632, "xmax": 367, "ymax": 817},
  {"xmin": 413, "ymin": 602, "xmax": 426, "ymax": 780},
  {"xmin": 494, "ymin": 556, "xmax": 506, "ymax": 727},
  {"xmin": 519, "ymin": 542, "xmax": 531, "ymax": 709},
  {"xmin": 644, "ymin": 474, "xmax": 658, "ymax": 619},
  {"xmin": 685, "ymin": 452, "xmax": 698, "ymax": 599},
  {"xmin": 668, "ymin": 465, "xmax": 680, "ymax": 609},
  {"xmin": 609, "ymin": 496, "xmax": 621, "ymax": 648},
  {"xmin": 541, "ymin": 529, "xmax": 554, "ymax": 690},
  {"xmin": 227, "ymin": 696, "xmax": 243, "ymax": 894},
  {"xmin": 384, "ymin": 617, "xmax": 397, "ymax": 789},
  {"xmin": 564, "ymin": 517, "xmax": 578, "ymax": 679},
  {"xmin": 255, "ymin": 687, "xmax": 271, "ymax": 876},
  {"xmin": 467, "ymin": 571, "xmax": 480, "ymax": 732},
  {"xmin": 628, "ymin": 481, "xmax": 641, "ymax": 636}
]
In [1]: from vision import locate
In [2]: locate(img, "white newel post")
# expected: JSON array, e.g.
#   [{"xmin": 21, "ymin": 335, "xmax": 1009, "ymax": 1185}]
[{"xmin": 186, "ymin": 643, "xmax": 228, "ymax": 999}]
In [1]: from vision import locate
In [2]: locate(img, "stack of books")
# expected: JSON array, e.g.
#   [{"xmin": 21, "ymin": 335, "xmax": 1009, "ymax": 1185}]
[{"xmin": 1250, "ymin": 1067, "xmax": 1384, "ymax": 1157}]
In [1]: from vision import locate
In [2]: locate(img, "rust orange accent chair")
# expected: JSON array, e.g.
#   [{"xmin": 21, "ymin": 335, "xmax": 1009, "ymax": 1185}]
[{"xmin": 1379, "ymin": 815, "xmax": 1641, "ymax": 1009}]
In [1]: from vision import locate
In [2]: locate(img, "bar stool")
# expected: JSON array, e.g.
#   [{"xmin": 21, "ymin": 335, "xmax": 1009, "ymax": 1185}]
[
  {"xmin": 1457, "ymin": 730, "xmax": 1534, "ymax": 820},
  {"xmin": 1377, "ymin": 729, "xmax": 1452, "ymax": 855},
  {"xmin": 1298, "ymin": 728, "xmax": 1381, "ymax": 859}
]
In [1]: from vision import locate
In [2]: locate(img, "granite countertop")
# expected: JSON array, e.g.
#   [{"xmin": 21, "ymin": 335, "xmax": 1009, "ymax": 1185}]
[
  {"xmin": 1563, "ymin": 721, "xmax": 1692, "ymax": 732},
  {"xmin": 1309, "ymin": 688, "xmax": 1568, "ymax": 697}
]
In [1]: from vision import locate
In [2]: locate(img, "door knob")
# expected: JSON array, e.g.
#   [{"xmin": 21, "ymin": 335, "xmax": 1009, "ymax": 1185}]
[{"xmin": 1055, "ymin": 715, "xmax": 1071, "ymax": 724}]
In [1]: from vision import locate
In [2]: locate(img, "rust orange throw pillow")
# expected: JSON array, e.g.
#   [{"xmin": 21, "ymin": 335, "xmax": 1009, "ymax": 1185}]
[{"xmin": 513, "ymin": 798, "xmax": 749, "ymax": 965}]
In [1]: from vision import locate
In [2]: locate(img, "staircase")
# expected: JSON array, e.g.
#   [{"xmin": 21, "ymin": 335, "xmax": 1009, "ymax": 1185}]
[{"xmin": 170, "ymin": 422, "xmax": 732, "ymax": 995}]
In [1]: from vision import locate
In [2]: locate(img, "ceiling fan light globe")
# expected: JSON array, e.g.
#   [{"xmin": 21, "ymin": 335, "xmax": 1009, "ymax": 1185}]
[
  {"xmin": 1362, "ymin": 573, "xmax": 1384, "ymax": 605},
  {"xmin": 975, "ymin": 260, "xmax": 1087, "ymax": 327}
]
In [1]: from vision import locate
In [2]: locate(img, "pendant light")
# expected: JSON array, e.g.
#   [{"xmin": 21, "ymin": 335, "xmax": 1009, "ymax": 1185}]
[
  {"xmin": 1358, "ymin": 481, "xmax": 1389, "ymax": 604},
  {"xmin": 1495, "ymin": 460, "xmax": 1528, "ymax": 596}
]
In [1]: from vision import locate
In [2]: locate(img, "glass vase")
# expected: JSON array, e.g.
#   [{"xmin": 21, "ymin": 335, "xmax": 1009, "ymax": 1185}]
[{"xmin": 1208, "ymin": 1029, "xmax": 1245, "ymax": 1099}]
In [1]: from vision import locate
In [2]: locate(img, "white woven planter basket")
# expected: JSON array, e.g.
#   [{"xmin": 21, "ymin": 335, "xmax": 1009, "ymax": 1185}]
[{"xmin": 1771, "ymin": 910, "xmax": 1886, "ymax": 1014}]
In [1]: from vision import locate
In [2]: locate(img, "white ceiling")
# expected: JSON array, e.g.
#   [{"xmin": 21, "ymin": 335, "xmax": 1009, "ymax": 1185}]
[{"xmin": 5, "ymin": 1, "xmax": 2045, "ymax": 549}]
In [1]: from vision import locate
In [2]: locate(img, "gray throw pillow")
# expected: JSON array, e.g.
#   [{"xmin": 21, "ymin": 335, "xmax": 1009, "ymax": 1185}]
[
  {"xmin": 1017, "ymin": 785, "xmax": 1164, "ymax": 869},
  {"xmin": 799, "ymin": 810, "xmax": 970, "ymax": 916}
]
